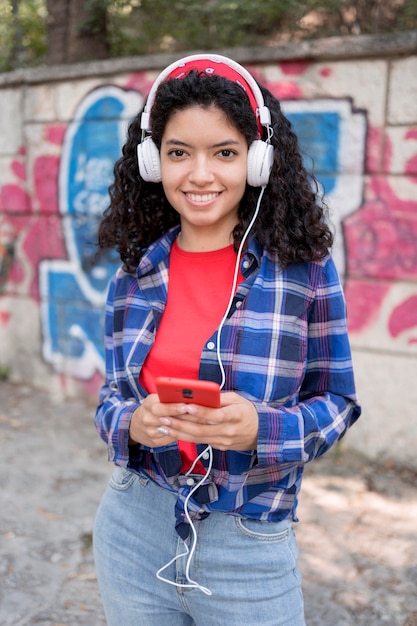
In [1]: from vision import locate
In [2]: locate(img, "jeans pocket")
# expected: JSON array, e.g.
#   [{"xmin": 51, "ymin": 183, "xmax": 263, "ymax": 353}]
[
  {"xmin": 235, "ymin": 516, "xmax": 291, "ymax": 542},
  {"xmin": 108, "ymin": 465, "xmax": 143, "ymax": 491}
]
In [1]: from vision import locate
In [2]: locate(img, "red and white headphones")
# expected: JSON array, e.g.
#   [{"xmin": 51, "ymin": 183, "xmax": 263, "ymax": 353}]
[{"xmin": 137, "ymin": 54, "xmax": 274, "ymax": 187}]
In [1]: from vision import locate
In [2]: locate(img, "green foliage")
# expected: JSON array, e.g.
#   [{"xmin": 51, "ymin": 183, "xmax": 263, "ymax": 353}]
[
  {"xmin": 397, "ymin": 0, "xmax": 417, "ymax": 29},
  {"xmin": 119, "ymin": 0, "xmax": 306, "ymax": 53},
  {"xmin": 78, "ymin": 0, "xmax": 108, "ymax": 36},
  {"xmin": 297, "ymin": 0, "xmax": 417, "ymax": 37},
  {"xmin": 1, "ymin": 0, "xmax": 416, "ymax": 72},
  {"xmin": 105, "ymin": 0, "xmax": 417, "ymax": 56},
  {"xmin": 0, "ymin": 0, "xmax": 47, "ymax": 71}
]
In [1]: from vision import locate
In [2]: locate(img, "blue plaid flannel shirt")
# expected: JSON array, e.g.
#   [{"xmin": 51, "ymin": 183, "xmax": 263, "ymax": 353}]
[{"xmin": 95, "ymin": 226, "xmax": 361, "ymax": 535}]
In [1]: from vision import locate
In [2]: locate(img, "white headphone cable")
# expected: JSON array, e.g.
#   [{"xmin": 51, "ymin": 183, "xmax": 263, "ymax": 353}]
[
  {"xmin": 216, "ymin": 185, "xmax": 266, "ymax": 389},
  {"xmin": 156, "ymin": 185, "xmax": 266, "ymax": 595},
  {"xmin": 156, "ymin": 444, "xmax": 213, "ymax": 595}
]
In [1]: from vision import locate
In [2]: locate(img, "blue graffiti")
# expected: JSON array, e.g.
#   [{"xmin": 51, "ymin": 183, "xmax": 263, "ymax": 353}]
[
  {"xmin": 40, "ymin": 88, "xmax": 365, "ymax": 380},
  {"xmin": 287, "ymin": 111, "xmax": 340, "ymax": 195},
  {"xmin": 40, "ymin": 86, "xmax": 142, "ymax": 378}
]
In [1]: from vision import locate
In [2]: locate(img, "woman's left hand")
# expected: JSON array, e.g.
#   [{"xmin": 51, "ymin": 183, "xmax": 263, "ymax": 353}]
[{"xmin": 153, "ymin": 392, "xmax": 258, "ymax": 451}]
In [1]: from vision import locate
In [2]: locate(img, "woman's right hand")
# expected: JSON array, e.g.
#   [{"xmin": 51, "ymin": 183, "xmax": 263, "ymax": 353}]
[{"xmin": 129, "ymin": 393, "xmax": 177, "ymax": 447}]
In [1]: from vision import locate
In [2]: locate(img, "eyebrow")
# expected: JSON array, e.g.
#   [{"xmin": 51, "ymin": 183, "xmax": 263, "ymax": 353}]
[{"xmin": 164, "ymin": 138, "xmax": 242, "ymax": 148}]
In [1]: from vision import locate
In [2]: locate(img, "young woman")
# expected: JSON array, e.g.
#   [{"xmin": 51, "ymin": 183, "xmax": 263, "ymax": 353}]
[{"xmin": 93, "ymin": 54, "xmax": 361, "ymax": 626}]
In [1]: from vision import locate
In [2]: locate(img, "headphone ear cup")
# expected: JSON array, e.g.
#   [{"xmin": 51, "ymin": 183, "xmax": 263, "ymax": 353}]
[
  {"xmin": 247, "ymin": 140, "xmax": 274, "ymax": 187},
  {"xmin": 137, "ymin": 137, "xmax": 162, "ymax": 183}
]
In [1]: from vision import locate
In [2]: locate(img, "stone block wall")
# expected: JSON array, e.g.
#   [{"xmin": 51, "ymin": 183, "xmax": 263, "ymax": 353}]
[{"xmin": 0, "ymin": 32, "xmax": 416, "ymax": 467}]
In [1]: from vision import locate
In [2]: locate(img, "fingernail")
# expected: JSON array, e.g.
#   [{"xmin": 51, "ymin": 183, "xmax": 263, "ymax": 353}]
[
  {"xmin": 157, "ymin": 426, "xmax": 169, "ymax": 436},
  {"xmin": 160, "ymin": 417, "xmax": 171, "ymax": 426}
]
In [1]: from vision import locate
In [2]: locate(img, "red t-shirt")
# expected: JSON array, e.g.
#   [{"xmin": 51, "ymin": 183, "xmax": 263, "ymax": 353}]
[{"xmin": 139, "ymin": 238, "xmax": 243, "ymax": 472}]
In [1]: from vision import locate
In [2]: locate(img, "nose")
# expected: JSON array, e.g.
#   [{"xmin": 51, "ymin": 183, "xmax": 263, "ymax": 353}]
[{"xmin": 188, "ymin": 155, "xmax": 215, "ymax": 186}]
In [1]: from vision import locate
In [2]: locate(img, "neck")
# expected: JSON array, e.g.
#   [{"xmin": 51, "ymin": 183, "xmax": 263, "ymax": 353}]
[{"xmin": 177, "ymin": 224, "xmax": 235, "ymax": 253}]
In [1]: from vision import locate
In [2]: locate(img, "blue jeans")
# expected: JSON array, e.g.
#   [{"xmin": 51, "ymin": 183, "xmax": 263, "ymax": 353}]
[{"xmin": 93, "ymin": 466, "xmax": 305, "ymax": 626}]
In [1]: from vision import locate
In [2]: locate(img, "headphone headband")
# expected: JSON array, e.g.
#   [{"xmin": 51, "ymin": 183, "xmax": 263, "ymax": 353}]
[
  {"xmin": 137, "ymin": 54, "xmax": 274, "ymax": 187},
  {"xmin": 140, "ymin": 54, "xmax": 271, "ymax": 139}
]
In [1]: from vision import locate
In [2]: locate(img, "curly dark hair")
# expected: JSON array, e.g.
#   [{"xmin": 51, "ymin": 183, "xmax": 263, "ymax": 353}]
[{"xmin": 98, "ymin": 69, "xmax": 333, "ymax": 272}]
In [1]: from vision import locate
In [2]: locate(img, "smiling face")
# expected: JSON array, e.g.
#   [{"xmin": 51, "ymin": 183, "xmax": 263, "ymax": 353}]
[{"xmin": 160, "ymin": 105, "xmax": 248, "ymax": 251}]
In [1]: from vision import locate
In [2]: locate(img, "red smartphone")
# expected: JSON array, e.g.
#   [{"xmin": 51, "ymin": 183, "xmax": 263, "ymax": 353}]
[{"xmin": 155, "ymin": 377, "xmax": 221, "ymax": 408}]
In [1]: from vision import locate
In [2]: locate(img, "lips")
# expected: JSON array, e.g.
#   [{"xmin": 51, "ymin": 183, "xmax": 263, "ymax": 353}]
[{"xmin": 185, "ymin": 192, "xmax": 220, "ymax": 203}]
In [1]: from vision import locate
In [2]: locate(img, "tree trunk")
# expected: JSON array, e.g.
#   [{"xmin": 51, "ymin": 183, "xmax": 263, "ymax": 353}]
[{"xmin": 46, "ymin": 0, "xmax": 109, "ymax": 65}]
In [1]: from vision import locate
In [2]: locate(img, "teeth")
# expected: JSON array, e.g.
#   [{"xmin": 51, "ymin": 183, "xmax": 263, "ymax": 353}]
[{"xmin": 187, "ymin": 192, "xmax": 219, "ymax": 202}]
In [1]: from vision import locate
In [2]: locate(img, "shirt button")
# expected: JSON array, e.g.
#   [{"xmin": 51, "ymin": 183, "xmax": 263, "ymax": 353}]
[
  {"xmin": 243, "ymin": 260, "xmax": 250, "ymax": 269},
  {"xmin": 186, "ymin": 478, "xmax": 195, "ymax": 486},
  {"xmin": 202, "ymin": 452, "xmax": 210, "ymax": 460},
  {"xmin": 235, "ymin": 301, "xmax": 242, "ymax": 308},
  {"xmin": 207, "ymin": 341, "xmax": 215, "ymax": 350}
]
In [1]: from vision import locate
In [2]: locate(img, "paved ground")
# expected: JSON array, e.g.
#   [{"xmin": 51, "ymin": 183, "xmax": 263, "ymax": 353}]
[{"xmin": 1, "ymin": 380, "xmax": 417, "ymax": 626}]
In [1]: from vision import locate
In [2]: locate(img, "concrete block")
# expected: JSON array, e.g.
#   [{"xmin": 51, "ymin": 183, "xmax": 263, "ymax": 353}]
[
  {"xmin": 388, "ymin": 56, "xmax": 417, "ymax": 124},
  {"xmin": 2, "ymin": 296, "xmax": 57, "ymax": 387},
  {"xmin": 384, "ymin": 125, "xmax": 417, "ymax": 175},
  {"xmin": 55, "ymin": 77, "xmax": 108, "ymax": 121},
  {"xmin": 347, "ymin": 279, "xmax": 417, "ymax": 356},
  {"xmin": 23, "ymin": 83, "xmax": 58, "ymax": 122},
  {"xmin": 0, "ymin": 88, "xmax": 23, "ymax": 154},
  {"xmin": 312, "ymin": 60, "xmax": 387, "ymax": 128},
  {"xmin": 263, "ymin": 60, "xmax": 388, "ymax": 127},
  {"xmin": 348, "ymin": 348, "xmax": 417, "ymax": 469}
]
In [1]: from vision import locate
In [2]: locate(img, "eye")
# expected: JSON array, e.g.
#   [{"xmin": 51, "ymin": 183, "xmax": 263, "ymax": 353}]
[
  {"xmin": 168, "ymin": 149, "xmax": 186, "ymax": 158},
  {"xmin": 218, "ymin": 148, "xmax": 237, "ymax": 158}
]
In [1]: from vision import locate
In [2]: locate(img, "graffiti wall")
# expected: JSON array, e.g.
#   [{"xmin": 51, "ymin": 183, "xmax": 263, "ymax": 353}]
[{"xmin": 0, "ymin": 37, "xmax": 416, "ymax": 466}]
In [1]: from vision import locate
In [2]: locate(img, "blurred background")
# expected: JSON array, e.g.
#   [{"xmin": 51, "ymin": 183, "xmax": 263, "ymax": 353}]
[
  {"xmin": 0, "ymin": 4, "xmax": 417, "ymax": 625},
  {"xmin": 0, "ymin": 0, "xmax": 417, "ymax": 470},
  {"xmin": 1, "ymin": 0, "xmax": 417, "ymax": 70}
]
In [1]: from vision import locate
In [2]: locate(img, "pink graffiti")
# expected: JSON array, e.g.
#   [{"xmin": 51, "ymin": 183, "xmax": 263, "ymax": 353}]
[
  {"xmin": 280, "ymin": 61, "xmax": 310, "ymax": 75},
  {"xmin": 405, "ymin": 129, "xmax": 417, "ymax": 177},
  {"xmin": 0, "ymin": 183, "xmax": 31, "ymax": 213},
  {"xmin": 344, "ymin": 171, "xmax": 417, "ymax": 340},
  {"xmin": 45, "ymin": 124, "xmax": 67, "ymax": 145},
  {"xmin": 34, "ymin": 156, "xmax": 60, "ymax": 214},
  {"xmin": 320, "ymin": 67, "xmax": 332, "ymax": 77},
  {"xmin": 11, "ymin": 160, "xmax": 26, "ymax": 181},
  {"xmin": 124, "ymin": 71, "xmax": 155, "ymax": 94},
  {"xmin": 80, "ymin": 370, "xmax": 105, "ymax": 397},
  {"xmin": 383, "ymin": 131, "xmax": 393, "ymax": 173},
  {"xmin": 344, "ymin": 279, "xmax": 391, "ymax": 333},
  {"xmin": 24, "ymin": 215, "xmax": 66, "ymax": 301},
  {"xmin": 1, "ymin": 212, "xmax": 65, "ymax": 301},
  {"xmin": 0, "ymin": 310, "xmax": 11, "ymax": 326},
  {"xmin": 55, "ymin": 370, "xmax": 103, "ymax": 397},
  {"xmin": 345, "ymin": 176, "xmax": 417, "ymax": 280},
  {"xmin": 367, "ymin": 126, "xmax": 417, "ymax": 177},
  {"xmin": 0, "ymin": 133, "xmax": 66, "ymax": 300},
  {"xmin": 388, "ymin": 295, "xmax": 417, "ymax": 344},
  {"xmin": 271, "ymin": 82, "xmax": 303, "ymax": 99},
  {"xmin": 366, "ymin": 126, "xmax": 386, "ymax": 173},
  {"xmin": 246, "ymin": 66, "xmax": 303, "ymax": 101}
]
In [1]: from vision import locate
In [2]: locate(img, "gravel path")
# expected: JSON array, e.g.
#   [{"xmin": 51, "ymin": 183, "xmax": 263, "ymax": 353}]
[{"xmin": 1, "ymin": 382, "xmax": 416, "ymax": 625}]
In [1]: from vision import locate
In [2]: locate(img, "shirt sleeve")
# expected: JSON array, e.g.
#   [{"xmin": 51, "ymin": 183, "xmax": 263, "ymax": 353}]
[
  {"xmin": 94, "ymin": 274, "xmax": 141, "ymax": 467},
  {"xmin": 255, "ymin": 256, "xmax": 361, "ymax": 466}
]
